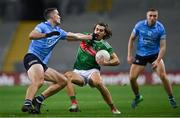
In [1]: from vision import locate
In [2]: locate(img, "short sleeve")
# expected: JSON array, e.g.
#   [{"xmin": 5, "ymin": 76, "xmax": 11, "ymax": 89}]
[
  {"xmin": 59, "ymin": 29, "xmax": 68, "ymax": 40},
  {"xmin": 34, "ymin": 23, "xmax": 44, "ymax": 33},
  {"xmin": 103, "ymin": 41, "xmax": 113, "ymax": 55},
  {"xmin": 132, "ymin": 23, "xmax": 139, "ymax": 37},
  {"xmin": 159, "ymin": 24, "xmax": 166, "ymax": 40}
]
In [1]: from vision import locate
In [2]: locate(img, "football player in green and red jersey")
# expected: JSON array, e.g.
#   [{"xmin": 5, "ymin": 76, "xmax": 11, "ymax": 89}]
[{"xmin": 65, "ymin": 22, "xmax": 121, "ymax": 114}]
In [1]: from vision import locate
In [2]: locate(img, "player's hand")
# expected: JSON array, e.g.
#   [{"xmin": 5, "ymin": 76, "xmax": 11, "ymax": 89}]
[
  {"xmin": 152, "ymin": 59, "xmax": 161, "ymax": 70},
  {"xmin": 45, "ymin": 31, "xmax": 60, "ymax": 37},
  {"xmin": 92, "ymin": 33, "xmax": 98, "ymax": 40},
  {"xmin": 96, "ymin": 56, "xmax": 107, "ymax": 66},
  {"xmin": 127, "ymin": 55, "xmax": 134, "ymax": 64}
]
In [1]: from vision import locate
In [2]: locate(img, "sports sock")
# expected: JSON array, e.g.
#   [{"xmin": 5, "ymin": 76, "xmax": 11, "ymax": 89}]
[
  {"xmin": 168, "ymin": 95, "xmax": 174, "ymax": 100},
  {"xmin": 36, "ymin": 94, "xmax": 45, "ymax": 103},
  {"xmin": 110, "ymin": 104, "xmax": 116, "ymax": 110},
  {"xmin": 24, "ymin": 99, "xmax": 32, "ymax": 106},
  {"xmin": 70, "ymin": 96, "xmax": 77, "ymax": 105},
  {"xmin": 135, "ymin": 93, "xmax": 141, "ymax": 98}
]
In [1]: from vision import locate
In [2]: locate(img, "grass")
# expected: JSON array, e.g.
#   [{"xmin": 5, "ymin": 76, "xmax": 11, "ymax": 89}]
[{"xmin": 0, "ymin": 85, "xmax": 179, "ymax": 117}]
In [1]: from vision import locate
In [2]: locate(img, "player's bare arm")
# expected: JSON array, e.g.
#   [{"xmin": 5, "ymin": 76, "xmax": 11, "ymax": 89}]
[
  {"xmin": 127, "ymin": 32, "xmax": 136, "ymax": 64},
  {"xmin": 97, "ymin": 52, "xmax": 120, "ymax": 66},
  {"xmin": 152, "ymin": 39, "xmax": 166, "ymax": 69},
  {"xmin": 29, "ymin": 30, "xmax": 46, "ymax": 40},
  {"xmin": 66, "ymin": 32, "xmax": 93, "ymax": 41},
  {"xmin": 29, "ymin": 29, "xmax": 60, "ymax": 40}
]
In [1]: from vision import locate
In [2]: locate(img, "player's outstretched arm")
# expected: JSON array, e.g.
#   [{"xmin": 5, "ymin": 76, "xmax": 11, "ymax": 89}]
[
  {"xmin": 29, "ymin": 30, "xmax": 60, "ymax": 40},
  {"xmin": 66, "ymin": 32, "xmax": 94, "ymax": 41}
]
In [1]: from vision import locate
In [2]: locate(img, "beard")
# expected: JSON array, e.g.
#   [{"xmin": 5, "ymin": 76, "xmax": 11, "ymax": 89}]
[
  {"xmin": 148, "ymin": 20, "xmax": 156, "ymax": 26},
  {"xmin": 55, "ymin": 19, "xmax": 61, "ymax": 26}
]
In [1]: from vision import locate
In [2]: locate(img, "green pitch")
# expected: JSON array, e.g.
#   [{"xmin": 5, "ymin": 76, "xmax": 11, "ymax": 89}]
[{"xmin": 0, "ymin": 85, "xmax": 179, "ymax": 117}]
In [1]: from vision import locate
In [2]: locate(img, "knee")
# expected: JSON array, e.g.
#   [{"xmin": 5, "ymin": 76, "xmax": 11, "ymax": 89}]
[
  {"xmin": 33, "ymin": 82, "xmax": 44, "ymax": 88},
  {"xmin": 159, "ymin": 73, "xmax": 167, "ymax": 80},
  {"xmin": 31, "ymin": 76, "xmax": 44, "ymax": 87},
  {"xmin": 91, "ymin": 80, "xmax": 103, "ymax": 88},
  {"xmin": 61, "ymin": 79, "xmax": 67, "ymax": 87},
  {"xmin": 57, "ymin": 75, "xmax": 67, "ymax": 87},
  {"xmin": 129, "ymin": 75, "xmax": 137, "ymax": 82},
  {"xmin": 64, "ymin": 72, "xmax": 73, "ymax": 82}
]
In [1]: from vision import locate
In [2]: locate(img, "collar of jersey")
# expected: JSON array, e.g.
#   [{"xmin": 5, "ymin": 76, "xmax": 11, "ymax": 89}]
[
  {"xmin": 144, "ymin": 20, "xmax": 157, "ymax": 28},
  {"xmin": 94, "ymin": 39, "xmax": 103, "ymax": 42},
  {"xmin": 44, "ymin": 21, "xmax": 57, "ymax": 29}
]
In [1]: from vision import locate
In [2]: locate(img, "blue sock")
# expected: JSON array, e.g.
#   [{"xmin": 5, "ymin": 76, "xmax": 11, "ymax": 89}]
[
  {"xmin": 24, "ymin": 99, "xmax": 32, "ymax": 106},
  {"xmin": 36, "ymin": 94, "xmax": 45, "ymax": 103},
  {"xmin": 168, "ymin": 95, "xmax": 174, "ymax": 99},
  {"xmin": 135, "ymin": 93, "xmax": 140, "ymax": 98}
]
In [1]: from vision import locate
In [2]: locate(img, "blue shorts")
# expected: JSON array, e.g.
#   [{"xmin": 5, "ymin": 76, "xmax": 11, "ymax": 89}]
[
  {"xmin": 23, "ymin": 53, "xmax": 48, "ymax": 72},
  {"xmin": 133, "ymin": 53, "xmax": 158, "ymax": 66}
]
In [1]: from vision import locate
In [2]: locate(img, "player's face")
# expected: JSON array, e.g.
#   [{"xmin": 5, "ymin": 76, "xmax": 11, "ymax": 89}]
[
  {"xmin": 51, "ymin": 10, "xmax": 61, "ymax": 25},
  {"xmin": 146, "ymin": 11, "xmax": 158, "ymax": 26},
  {"xmin": 94, "ymin": 25, "xmax": 106, "ymax": 40}
]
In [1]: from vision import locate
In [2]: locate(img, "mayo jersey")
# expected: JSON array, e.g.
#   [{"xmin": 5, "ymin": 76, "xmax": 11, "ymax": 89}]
[
  {"xmin": 28, "ymin": 21, "xmax": 67, "ymax": 64},
  {"xmin": 74, "ymin": 39, "xmax": 113, "ymax": 70},
  {"xmin": 132, "ymin": 20, "xmax": 166, "ymax": 56}
]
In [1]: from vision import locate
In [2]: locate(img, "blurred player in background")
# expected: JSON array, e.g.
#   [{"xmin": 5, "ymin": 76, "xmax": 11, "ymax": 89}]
[
  {"xmin": 65, "ymin": 22, "xmax": 121, "ymax": 114},
  {"xmin": 127, "ymin": 8, "xmax": 177, "ymax": 109},
  {"xmin": 21, "ymin": 8, "xmax": 96, "ymax": 114}
]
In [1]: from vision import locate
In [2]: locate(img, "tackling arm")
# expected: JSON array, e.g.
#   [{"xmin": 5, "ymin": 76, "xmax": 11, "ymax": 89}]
[
  {"xmin": 29, "ymin": 30, "xmax": 60, "ymax": 40},
  {"xmin": 66, "ymin": 32, "xmax": 93, "ymax": 41},
  {"xmin": 29, "ymin": 30, "xmax": 46, "ymax": 40}
]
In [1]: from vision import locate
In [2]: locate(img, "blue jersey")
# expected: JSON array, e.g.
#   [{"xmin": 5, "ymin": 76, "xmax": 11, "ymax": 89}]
[
  {"xmin": 132, "ymin": 20, "xmax": 166, "ymax": 56},
  {"xmin": 28, "ymin": 21, "xmax": 67, "ymax": 64}
]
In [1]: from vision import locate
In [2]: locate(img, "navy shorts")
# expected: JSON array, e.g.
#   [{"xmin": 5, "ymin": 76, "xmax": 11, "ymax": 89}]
[
  {"xmin": 133, "ymin": 53, "xmax": 158, "ymax": 66},
  {"xmin": 23, "ymin": 53, "xmax": 48, "ymax": 72}
]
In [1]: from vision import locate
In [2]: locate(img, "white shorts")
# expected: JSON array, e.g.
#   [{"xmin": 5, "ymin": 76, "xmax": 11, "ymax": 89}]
[{"xmin": 73, "ymin": 69, "xmax": 100, "ymax": 85}]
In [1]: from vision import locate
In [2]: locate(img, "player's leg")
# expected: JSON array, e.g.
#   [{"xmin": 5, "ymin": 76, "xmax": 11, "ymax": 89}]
[
  {"xmin": 22, "ymin": 64, "xmax": 45, "ymax": 113},
  {"xmin": 64, "ymin": 71, "xmax": 85, "ymax": 112},
  {"xmin": 154, "ymin": 60, "xmax": 177, "ymax": 108},
  {"xmin": 89, "ymin": 71, "xmax": 120, "ymax": 114},
  {"xmin": 129, "ymin": 64, "xmax": 145, "ymax": 108},
  {"xmin": 32, "ymin": 67, "xmax": 67, "ymax": 114}
]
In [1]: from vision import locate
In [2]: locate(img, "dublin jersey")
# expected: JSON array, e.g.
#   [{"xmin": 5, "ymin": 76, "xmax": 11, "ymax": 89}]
[
  {"xmin": 74, "ymin": 39, "xmax": 113, "ymax": 70},
  {"xmin": 132, "ymin": 20, "xmax": 166, "ymax": 56},
  {"xmin": 28, "ymin": 21, "xmax": 67, "ymax": 64}
]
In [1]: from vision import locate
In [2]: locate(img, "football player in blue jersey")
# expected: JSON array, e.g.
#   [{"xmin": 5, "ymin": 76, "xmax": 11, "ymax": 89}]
[
  {"xmin": 127, "ymin": 8, "xmax": 177, "ymax": 109},
  {"xmin": 21, "ymin": 8, "xmax": 96, "ymax": 114}
]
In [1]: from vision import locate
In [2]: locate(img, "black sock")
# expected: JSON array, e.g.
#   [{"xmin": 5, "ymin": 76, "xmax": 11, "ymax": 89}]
[
  {"xmin": 135, "ymin": 93, "xmax": 140, "ymax": 98},
  {"xmin": 109, "ymin": 104, "xmax": 115, "ymax": 110},
  {"xmin": 168, "ymin": 95, "xmax": 174, "ymax": 99},
  {"xmin": 36, "ymin": 94, "xmax": 45, "ymax": 103},
  {"xmin": 24, "ymin": 99, "xmax": 32, "ymax": 106}
]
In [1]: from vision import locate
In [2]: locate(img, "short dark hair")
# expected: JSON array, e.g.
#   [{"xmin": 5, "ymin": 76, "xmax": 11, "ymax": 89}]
[
  {"xmin": 147, "ymin": 8, "xmax": 158, "ymax": 12},
  {"xmin": 93, "ymin": 22, "xmax": 112, "ymax": 40},
  {"xmin": 43, "ymin": 8, "xmax": 57, "ymax": 20}
]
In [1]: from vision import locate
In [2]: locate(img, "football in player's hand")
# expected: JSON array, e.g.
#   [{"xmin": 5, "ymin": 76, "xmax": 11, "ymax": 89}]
[{"xmin": 95, "ymin": 50, "xmax": 110, "ymax": 62}]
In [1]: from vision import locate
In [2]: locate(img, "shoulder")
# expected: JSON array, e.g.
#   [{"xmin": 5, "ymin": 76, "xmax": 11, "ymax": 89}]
[
  {"xmin": 156, "ymin": 21, "xmax": 165, "ymax": 29},
  {"xmin": 134, "ymin": 20, "xmax": 145, "ymax": 28},
  {"xmin": 56, "ymin": 26, "xmax": 67, "ymax": 34},
  {"xmin": 101, "ymin": 40, "xmax": 112, "ymax": 48},
  {"xmin": 136, "ymin": 20, "xmax": 145, "ymax": 26},
  {"xmin": 36, "ymin": 22, "xmax": 47, "ymax": 28}
]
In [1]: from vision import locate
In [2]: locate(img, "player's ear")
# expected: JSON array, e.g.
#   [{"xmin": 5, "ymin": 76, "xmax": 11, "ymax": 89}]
[{"xmin": 49, "ymin": 14, "xmax": 54, "ymax": 19}]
